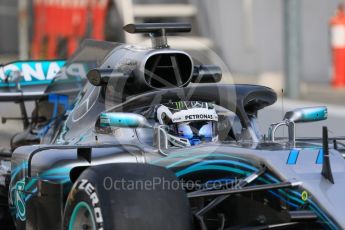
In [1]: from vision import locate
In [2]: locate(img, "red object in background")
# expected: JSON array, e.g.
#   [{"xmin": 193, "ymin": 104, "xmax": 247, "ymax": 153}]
[
  {"xmin": 46, "ymin": 0, "xmax": 59, "ymax": 58},
  {"xmin": 330, "ymin": 4, "xmax": 345, "ymax": 88},
  {"xmin": 73, "ymin": 0, "xmax": 88, "ymax": 37},
  {"xmin": 92, "ymin": 0, "xmax": 108, "ymax": 40},
  {"xmin": 67, "ymin": 0, "xmax": 88, "ymax": 56},
  {"xmin": 31, "ymin": 0, "xmax": 45, "ymax": 59},
  {"xmin": 31, "ymin": 0, "xmax": 109, "ymax": 59}
]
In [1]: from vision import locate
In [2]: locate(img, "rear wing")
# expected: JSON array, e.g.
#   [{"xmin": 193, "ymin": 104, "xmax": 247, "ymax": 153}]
[{"xmin": 0, "ymin": 60, "xmax": 65, "ymax": 101}]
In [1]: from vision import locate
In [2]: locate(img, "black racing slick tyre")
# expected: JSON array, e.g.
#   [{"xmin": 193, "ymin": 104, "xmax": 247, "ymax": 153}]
[{"xmin": 63, "ymin": 163, "xmax": 193, "ymax": 230}]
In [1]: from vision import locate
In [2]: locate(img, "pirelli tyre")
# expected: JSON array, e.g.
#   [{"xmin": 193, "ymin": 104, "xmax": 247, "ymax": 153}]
[{"xmin": 63, "ymin": 163, "xmax": 193, "ymax": 230}]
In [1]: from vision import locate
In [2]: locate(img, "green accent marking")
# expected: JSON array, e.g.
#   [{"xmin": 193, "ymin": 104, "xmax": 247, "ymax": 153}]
[{"xmin": 301, "ymin": 191, "xmax": 309, "ymax": 201}]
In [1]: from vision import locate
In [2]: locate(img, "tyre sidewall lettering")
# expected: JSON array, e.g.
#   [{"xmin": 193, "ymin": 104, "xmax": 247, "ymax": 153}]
[
  {"xmin": 78, "ymin": 180, "xmax": 100, "ymax": 206},
  {"xmin": 72, "ymin": 179, "xmax": 104, "ymax": 229}
]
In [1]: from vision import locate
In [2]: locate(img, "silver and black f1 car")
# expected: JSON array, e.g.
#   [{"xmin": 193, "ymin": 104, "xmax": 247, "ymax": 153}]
[{"xmin": 1, "ymin": 23, "xmax": 345, "ymax": 230}]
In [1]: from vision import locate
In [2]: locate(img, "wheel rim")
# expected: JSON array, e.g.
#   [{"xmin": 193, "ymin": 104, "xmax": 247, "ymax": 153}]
[{"xmin": 69, "ymin": 201, "xmax": 96, "ymax": 230}]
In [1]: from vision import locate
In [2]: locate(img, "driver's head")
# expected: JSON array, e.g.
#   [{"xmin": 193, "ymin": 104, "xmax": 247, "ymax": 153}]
[{"xmin": 155, "ymin": 101, "xmax": 218, "ymax": 147}]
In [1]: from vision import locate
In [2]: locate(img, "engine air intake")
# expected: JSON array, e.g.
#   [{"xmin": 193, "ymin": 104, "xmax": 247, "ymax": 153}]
[{"xmin": 144, "ymin": 53, "xmax": 193, "ymax": 88}]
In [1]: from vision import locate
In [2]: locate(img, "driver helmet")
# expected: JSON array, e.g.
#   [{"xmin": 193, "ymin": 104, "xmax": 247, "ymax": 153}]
[{"xmin": 155, "ymin": 101, "xmax": 218, "ymax": 146}]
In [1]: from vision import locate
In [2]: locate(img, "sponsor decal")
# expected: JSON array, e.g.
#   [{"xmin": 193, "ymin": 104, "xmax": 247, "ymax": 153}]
[
  {"xmin": 171, "ymin": 108, "xmax": 218, "ymax": 123},
  {"xmin": 0, "ymin": 60, "xmax": 65, "ymax": 84},
  {"xmin": 185, "ymin": 114, "xmax": 216, "ymax": 120},
  {"xmin": 78, "ymin": 179, "xmax": 104, "ymax": 228},
  {"xmin": 0, "ymin": 60, "xmax": 87, "ymax": 88}
]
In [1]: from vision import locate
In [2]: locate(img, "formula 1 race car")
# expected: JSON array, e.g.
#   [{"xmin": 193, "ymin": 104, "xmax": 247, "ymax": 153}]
[{"xmin": 1, "ymin": 23, "xmax": 345, "ymax": 230}]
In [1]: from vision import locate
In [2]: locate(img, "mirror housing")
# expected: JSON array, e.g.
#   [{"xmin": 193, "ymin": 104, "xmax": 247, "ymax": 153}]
[
  {"xmin": 99, "ymin": 112, "xmax": 152, "ymax": 128},
  {"xmin": 284, "ymin": 106, "xmax": 328, "ymax": 123},
  {"xmin": 87, "ymin": 69, "xmax": 128, "ymax": 86},
  {"xmin": 268, "ymin": 106, "xmax": 328, "ymax": 143}
]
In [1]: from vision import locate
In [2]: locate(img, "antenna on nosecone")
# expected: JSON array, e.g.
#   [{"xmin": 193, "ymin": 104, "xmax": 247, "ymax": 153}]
[
  {"xmin": 322, "ymin": 126, "xmax": 334, "ymax": 184},
  {"xmin": 281, "ymin": 88, "xmax": 285, "ymax": 117},
  {"xmin": 281, "ymin": 88, "xmax": 285, "ymax": 138}
]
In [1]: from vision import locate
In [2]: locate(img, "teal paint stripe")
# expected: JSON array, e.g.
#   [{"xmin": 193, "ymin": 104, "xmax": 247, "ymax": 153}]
[
  {"xmin": 185, "ymin": 159, "xmax": 257, "ymax": 172},
  {"xmin": 264, "ymin": 173, "xmax": 280, "ymax": 183},
  {"xmin": 24, "ymin": 178, "xmax": 37, "ymax": 190},
  {"xmin": 61, "ymin": 178, "xmax": 72, "ymax": 184},
  {"xmin": 174, "ymin": 158, "xmax": 304, "ymax": 208},
  {"xmin": 288, "ymin": 190, "xmax": 306, "ymax": 204},
  {"xmin": 278, "ymin": 189, "xmax": 304, "ymax": 205},
  {"xmin": 178, "ymin": 165, "xmax": 304, "ymax": 208},
  {"xmin": 40, "ymin": 166, "xmax": 71, "ymax": 176},
  {"xmin": 268, "ymin": 190, "xmax": 299, "ymax": 208},
  {"xmin": 151, "ymin": 150, "xmax": 210, "ymax": 164},
  {"xmin": 257, "ymin": 176, "xmax": 303, "ymax": 205},
  {"xmin": 172, "ymin": 156, "xmax": 305, "ymax": 207},
  {"xmin": 309, "ymin": 200, "xmax": 338, "ymax": 230},
  {"xmin": 164, "ymin": 153, "xmax": 249, "ymax": 169},
  {"xmin": 290, "ymin": 190, "xmax": 302, "ymax": 197},
  {"xmin": 39, "ymin": 166, "xmax": 72, "ymax": 184},
  {"xmin": 176, "ymin": 165, "xmax": 251, "ymax": 178},
  {"xmin": 174, "ymin": 162, "xmax": 325, "ymax": 219},
  {"xmin": 288, "ymin": 189, "xmax": 336, "ymax": 228},
  {"xmin": 11, "ymin": 162, "xmax": 28, "ymax": 180},
  {"xmin": 41, "ymin": 175, "xmax": 69, "ymax": 179},
  {"xmin": 151, "ymin": 150, "xmax": 247, "ymax": 164},
  {"xmin": 260, "ymin": 175, "xmax": 304, "ymax": 205}
]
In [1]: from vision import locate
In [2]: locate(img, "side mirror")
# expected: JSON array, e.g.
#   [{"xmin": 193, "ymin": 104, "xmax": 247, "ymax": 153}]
[
  {"xmin": 99, "ymin": 112, "xmax": 152, "ymax": 128},
  {"xmin": 268, "ymin": 106, "xmax": 327, "ymax": 143},
  {"xmin": 284, "ymin": 106, "xmax": 328, "ymax": 123},
  {"xmin": 87, "ymin": 69, "xmax": 128, "ymax": 86}
]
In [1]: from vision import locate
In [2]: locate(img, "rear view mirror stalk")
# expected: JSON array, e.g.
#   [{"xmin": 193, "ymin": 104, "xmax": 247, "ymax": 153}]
[
  {"xmin": 268, "ymin": 120, "xmax": 295, "ymax": 143},
  {"xmin": 268, "ymin": 106, "xmax": 327, "ymax": 143},
  {"xmin": 153, "ymin": 125, "xmax": 169, "ymax": 156}
]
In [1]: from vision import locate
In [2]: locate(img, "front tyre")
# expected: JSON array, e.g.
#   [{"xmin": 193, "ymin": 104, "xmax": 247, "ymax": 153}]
[
  {"xmin": 63, "ymin": 179, "xmax": 104, "ymax": 230},
  {"xmin": 63, "ymin": 163, "xmax": 192, "ymax": 230}
]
